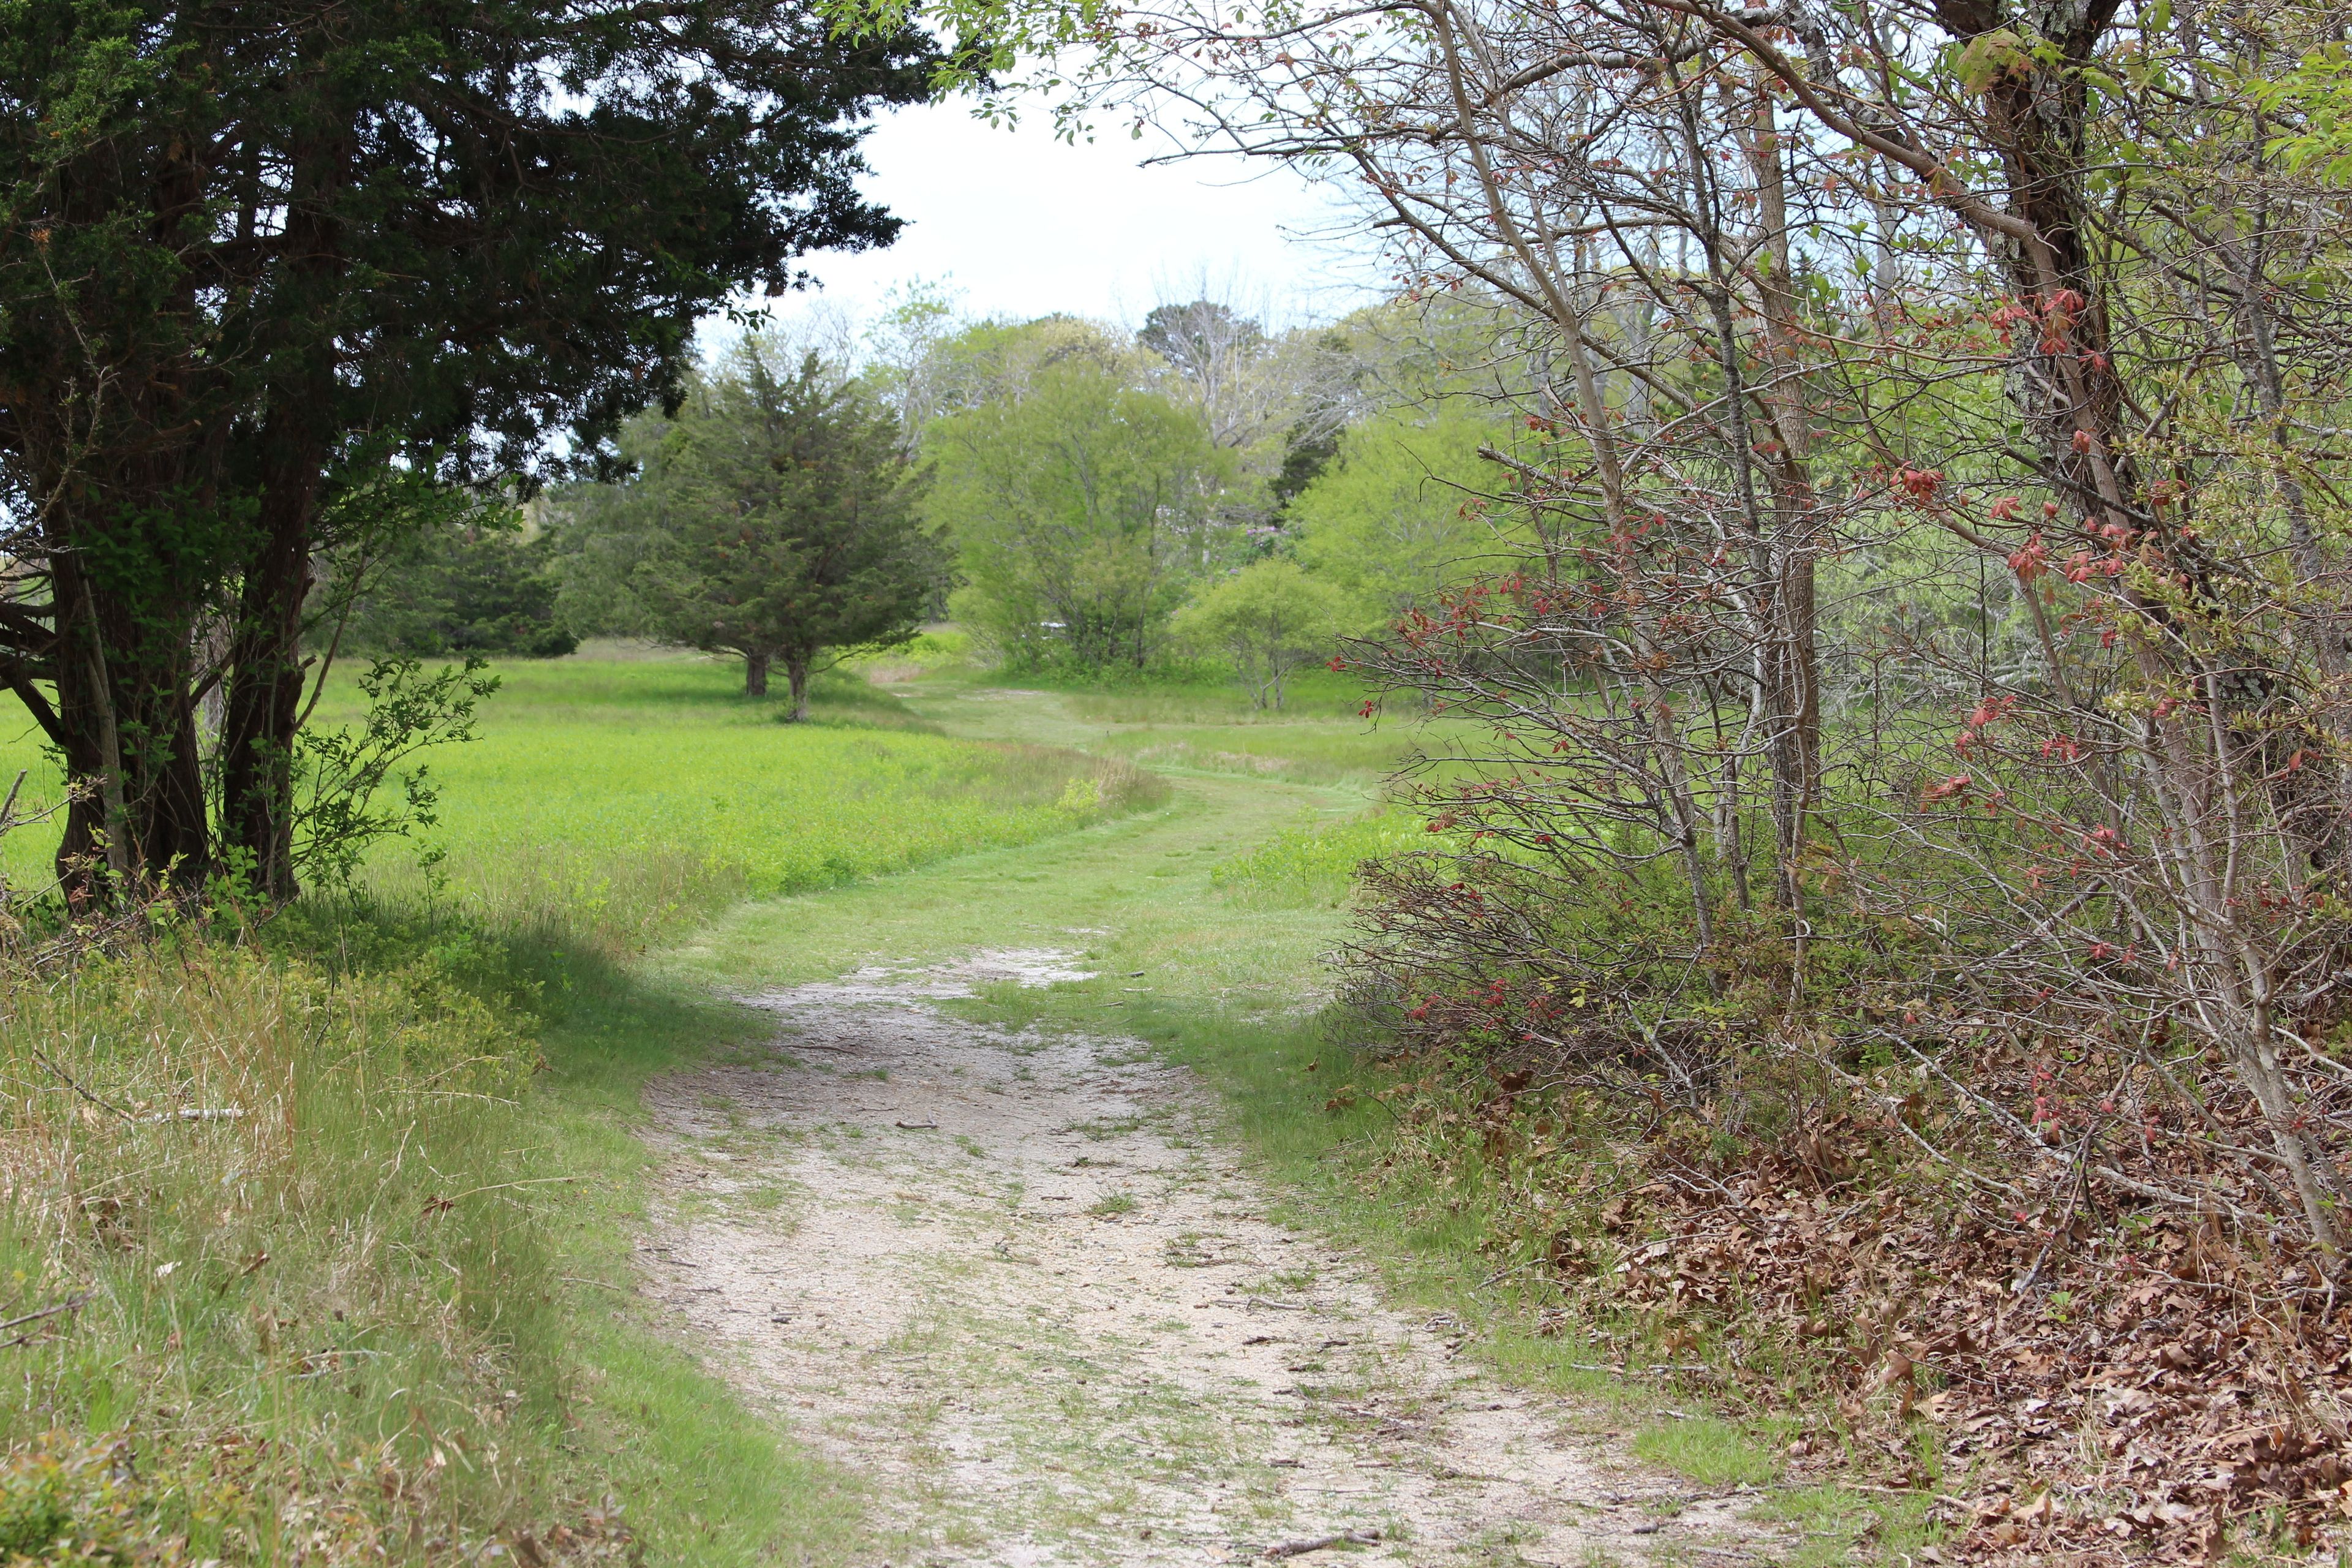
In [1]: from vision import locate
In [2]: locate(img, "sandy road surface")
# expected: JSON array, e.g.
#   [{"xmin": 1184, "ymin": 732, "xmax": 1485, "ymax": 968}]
[{"xmin": 640, "ymin": 952, "xmax": 1784, "ymax": 1566}]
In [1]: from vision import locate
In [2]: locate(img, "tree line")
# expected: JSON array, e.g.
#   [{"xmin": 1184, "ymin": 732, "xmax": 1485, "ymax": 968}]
[
  {"xmin": 533, "ymin": 295, "xmax": 1519, "ymax": 703},
  {"xmin": 334, "ymin": 290, "xmax": 1523, "ymax": 722}
]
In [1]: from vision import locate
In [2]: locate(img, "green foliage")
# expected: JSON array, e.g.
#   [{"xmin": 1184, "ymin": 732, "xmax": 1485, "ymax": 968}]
[
  {"xmin": 2254, "ymin": 42, "xmax": 2352, "ymax": 184},
  {"xmin": 558, "ymin": 337, "xmax": 948, "ymax": 714},
  {"xmin": 341, "ymin": 517, "xmax": 576, "ymax": 660},
  {"xmin": 292, "ymin": 655, "xmax": 500, "ymax": 892},
  {"xmin": 1171, "ymin": 558, "xmax": 1354, "ymax": 709},
  {"xmin": 0, "ymin": 1438, "xmax": 148, "ymax": 1562},
  {"xmin": 925, "ymin": 356, "xmax": 1237, "ymax": 670},
  {"xmin": 0, "ymin": 0, "xmax": 942, "ymax": 894},
  {"xmin": 1287, "ymin": 402, "xmax": 1517, "ymax": 616},
  {"xmin": 912, "ymin": 313, "xmax": 1137, "ymax": 420}
]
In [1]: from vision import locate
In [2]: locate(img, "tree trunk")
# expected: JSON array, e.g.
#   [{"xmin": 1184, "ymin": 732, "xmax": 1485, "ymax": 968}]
[
  {"xmin": 1926, "ymin": 0, "xmax": 2346, "ymax": 1261},
  {"xmin": 49, "ymin": 552, "xmax": 132, "ymax": 901},
  {"xmin": 51, "ymin": 541, "xmax": 211, "ymax": 902},
  {"xmin": 218, "ymin": 402, "xmax": 324, "ymax": 902},
  {"xmin": 785, "ymin": 655, "xmax": 811, "ymax": 722},
  {"xmin": 217, "ymin": 69, "xmax": 346, "ymax": 903},
  {"xmin": 1745, "ymin": 83, "xmax": 1823, "ymax": 974},
  {"xmin": 745, "ymin": 651, "xmax": 770, "ymax": 698}
]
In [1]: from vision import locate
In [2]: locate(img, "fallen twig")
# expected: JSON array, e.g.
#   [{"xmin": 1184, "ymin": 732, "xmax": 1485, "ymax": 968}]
[
  {"xmin": 30, "ymin": 1047, "xmax": 137, "ymax": 1121},
  {"xmin": 1262, "ymin": 1529, "xmax": 1381, "ymax": 1558},
  {"xmin": 894, "ymin": 1120, "xmax": 939, "ymax": 1130},
  {"xmin": 0, "ymin": 1291, "xmax": 93, "ymax": 1347},
  {"xmin": 1261, "ymin": 1532, "xmax": 1382, "ymax": 1561}
]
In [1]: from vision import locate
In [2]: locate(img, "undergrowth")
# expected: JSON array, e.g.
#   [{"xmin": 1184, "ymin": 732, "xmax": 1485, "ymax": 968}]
[
  {"xmin": 0, "ymin": 918, "xmax": 573, "ymax": 1560},
  {"xmin": 0, "ymin": 891, "xmax": 878, "ymax": 1566}
]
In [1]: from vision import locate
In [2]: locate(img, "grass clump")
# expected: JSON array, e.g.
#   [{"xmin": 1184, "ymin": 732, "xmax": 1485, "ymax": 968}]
[
  {"xmin": 1209, "ymin": 809, "xmax": 1431, "ymax": 908},
  {"xmin": 0, "ymin": 893, "xmax": 873, "ymax": 1565}
]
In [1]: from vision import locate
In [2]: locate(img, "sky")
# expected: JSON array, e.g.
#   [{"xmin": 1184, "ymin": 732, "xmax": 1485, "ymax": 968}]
[{"xmin": 782, "ymin": 99, "xmax": 1387, "ymax": 333}]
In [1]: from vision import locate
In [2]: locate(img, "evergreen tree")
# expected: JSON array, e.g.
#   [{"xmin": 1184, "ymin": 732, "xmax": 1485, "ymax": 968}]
[
  {"xmin": 565, "ymin": 339, "xmax": 949, "ymax": 718},
  {"xmin": 341, "ymin": 521, "xmax": 577, "ymax": 662}
]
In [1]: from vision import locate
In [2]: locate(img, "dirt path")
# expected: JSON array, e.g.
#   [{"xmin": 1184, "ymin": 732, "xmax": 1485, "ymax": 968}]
[{"xmin": 641, "ymin": 951, "xmax": 1781, "ymax": 1566}]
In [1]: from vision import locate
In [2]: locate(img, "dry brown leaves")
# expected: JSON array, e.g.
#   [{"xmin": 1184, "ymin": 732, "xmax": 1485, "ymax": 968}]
[{"xmin": 1416, "ymin": 1043, "xmax": 2352, "ymax": 1564}]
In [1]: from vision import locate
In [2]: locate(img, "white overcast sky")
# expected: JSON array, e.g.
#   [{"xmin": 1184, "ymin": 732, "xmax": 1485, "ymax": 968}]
[{"xmin": 782, "ymin": 98, "xmax": 1387, "ymax": 332}]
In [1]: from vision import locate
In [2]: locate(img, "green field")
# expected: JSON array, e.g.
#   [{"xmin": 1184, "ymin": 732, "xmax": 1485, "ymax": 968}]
[{"xmin": 0, "ymin": 649, "xmax": 1155, "ymax": 949}]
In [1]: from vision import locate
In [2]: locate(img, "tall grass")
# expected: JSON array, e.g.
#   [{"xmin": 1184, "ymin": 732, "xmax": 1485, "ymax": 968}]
[
  {"xmin": 1210, "ymin": 809, "xmax": 1434, "ymax": 908},
  {"xmin": 0, "ymin": 928, "xmax": 570, "ymax": 1559}
]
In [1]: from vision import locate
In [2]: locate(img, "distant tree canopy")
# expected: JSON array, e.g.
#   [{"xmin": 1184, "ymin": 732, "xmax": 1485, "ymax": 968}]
[
  {"xmin": 924, "ymin": 354, "xmax": 1235, "ymax": 670},
  {"xmin": 337, "ymin": 519, "xmax": 577, "ymax": 662},
  {"xmin": 1287, "ymin": 402, "xmax": 1518, "ymax": 616},
  {"xmin": 0, "ymin": 0, "xmax": 937, "ymax": 898},
  {"xmin": 556, "ymin": 338, "xmax": 949, "ymax": 717},
  {"xmin": 904, "ymin": 303, "xmax": 1387, "ymax": 676},
  {"xmin": 1170, "ymin": 559, "xmax": 1351, "ymax": 710}
]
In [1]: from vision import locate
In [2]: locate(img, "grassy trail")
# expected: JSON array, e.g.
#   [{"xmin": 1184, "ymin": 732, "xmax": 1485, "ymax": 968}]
[
  {"xmin": 666, "ymin": 687, "xmax": 1364, "ymax": 994},
  {"xmin": 636, "ymin": 679, "xmax": 1792, "ymax": 1565}
]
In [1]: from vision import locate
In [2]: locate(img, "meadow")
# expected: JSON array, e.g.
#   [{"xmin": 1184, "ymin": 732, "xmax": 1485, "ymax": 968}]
[
  {"xmin": 0, "ymin": 647, "xmax": 1157, "ymax": 951},
  {"xmin": 0, "ymin": 649, "xmax": 1917, "ymax": 1564}
]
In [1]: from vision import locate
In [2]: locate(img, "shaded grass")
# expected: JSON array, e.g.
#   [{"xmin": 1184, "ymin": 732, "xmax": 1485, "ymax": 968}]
[{"xmin": 0, "ymin": 899, "xmax": 869, "ymax": 1563}]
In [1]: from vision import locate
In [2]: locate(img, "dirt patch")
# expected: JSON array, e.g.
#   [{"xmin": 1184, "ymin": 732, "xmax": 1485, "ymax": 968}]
[{"xmin": 644, "ymin": 952, "xmax": 1785, "ymax": 1565}]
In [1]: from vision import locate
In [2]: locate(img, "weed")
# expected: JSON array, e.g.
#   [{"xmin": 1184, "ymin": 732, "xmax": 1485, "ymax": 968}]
[{"xmin": 1631, "ymin": 1417, "xmax": 1780, "ymax": 1490}]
